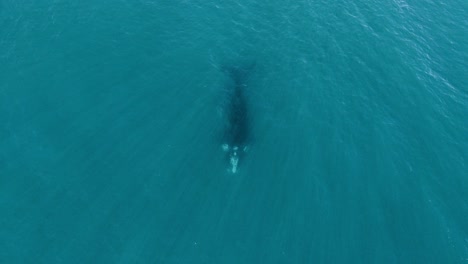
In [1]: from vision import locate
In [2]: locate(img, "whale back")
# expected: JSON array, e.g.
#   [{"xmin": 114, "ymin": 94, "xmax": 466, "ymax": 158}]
[{"xmin": 222, "ymin": 63, "xmax": 255, "ymax": 147}]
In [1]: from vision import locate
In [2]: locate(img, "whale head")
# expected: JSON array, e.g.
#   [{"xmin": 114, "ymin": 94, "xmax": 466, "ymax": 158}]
[{"xmin": 222, "ymin": 144, "xmax": 248, "ymax": 173}]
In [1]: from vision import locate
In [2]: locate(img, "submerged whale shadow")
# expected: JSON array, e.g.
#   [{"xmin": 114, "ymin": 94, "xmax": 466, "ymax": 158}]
[{"xmin": 219, "ymin": 62, "xmax": 256, "ymax": 173}]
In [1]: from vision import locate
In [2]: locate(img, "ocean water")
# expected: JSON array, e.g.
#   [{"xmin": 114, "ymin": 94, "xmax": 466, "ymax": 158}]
[{"xmin": 1, "ymin": 0, "xmax": 467, "ymax": 263}]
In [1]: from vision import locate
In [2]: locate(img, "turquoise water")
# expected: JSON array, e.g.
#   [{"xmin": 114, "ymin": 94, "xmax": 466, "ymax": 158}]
[{"xmin": 1, "ymin": 0, "xmax": 467, "ymax": 263}]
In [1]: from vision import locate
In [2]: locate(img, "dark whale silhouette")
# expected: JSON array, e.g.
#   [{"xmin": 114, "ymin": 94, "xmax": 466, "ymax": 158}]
[{"xmin": 221, "ymin": 63, "xmax": 255, "ymax": 173}]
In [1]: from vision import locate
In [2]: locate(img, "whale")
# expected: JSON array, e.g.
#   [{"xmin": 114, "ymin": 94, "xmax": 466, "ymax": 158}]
[{"xmin": 221, "ymin": 63, "xmax": 255, "ymax": 173}]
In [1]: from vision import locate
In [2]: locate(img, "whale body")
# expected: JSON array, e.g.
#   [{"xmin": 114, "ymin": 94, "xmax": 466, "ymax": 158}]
[{"xmin": 221, "ymin": 64, "xmax": 254, "ymax": 173}]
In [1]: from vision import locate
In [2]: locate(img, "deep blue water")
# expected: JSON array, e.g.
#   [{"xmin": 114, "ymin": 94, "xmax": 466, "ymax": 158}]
[{"xmin": 1, "ymin": 0, "xmax": 467, "ymax": 263}]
